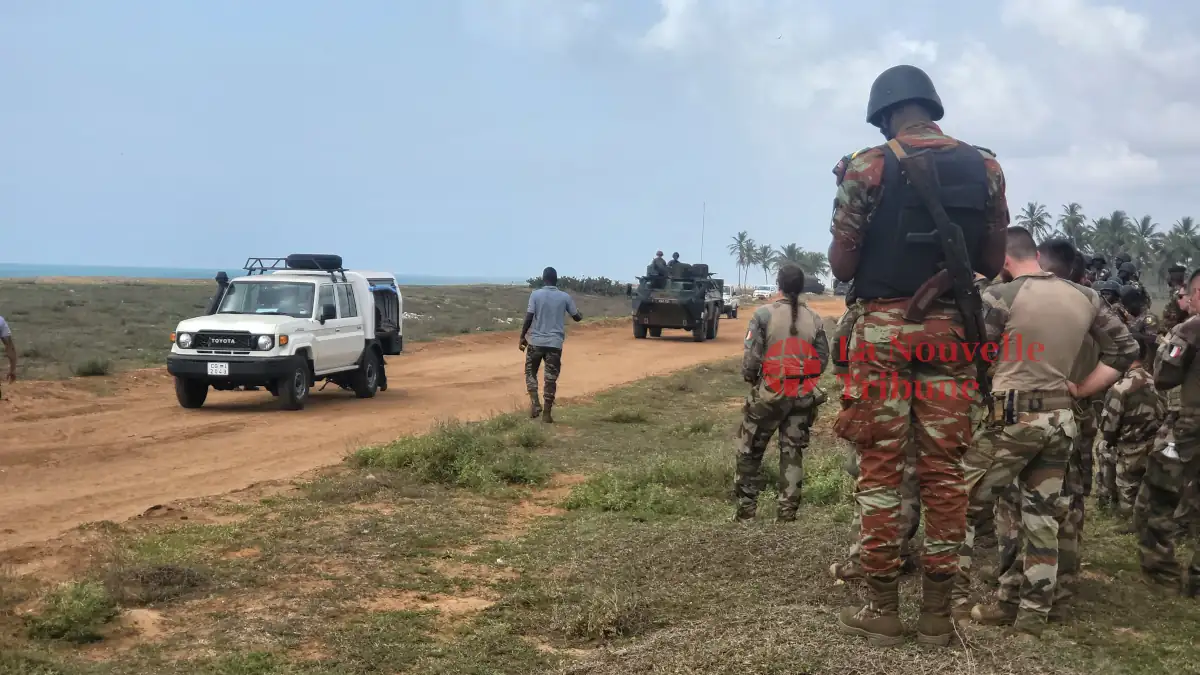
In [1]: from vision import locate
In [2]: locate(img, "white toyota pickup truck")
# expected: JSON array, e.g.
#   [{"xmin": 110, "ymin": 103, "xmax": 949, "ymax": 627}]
[{"xmin": 166, "ymin": 254, "xmax": 403, "ymax": 410}]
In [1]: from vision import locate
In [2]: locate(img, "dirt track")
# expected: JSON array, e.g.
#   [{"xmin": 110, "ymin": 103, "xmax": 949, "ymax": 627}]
[{"xmin": 0, "ymin": 298, "xmax": 844, "ymax": 551}]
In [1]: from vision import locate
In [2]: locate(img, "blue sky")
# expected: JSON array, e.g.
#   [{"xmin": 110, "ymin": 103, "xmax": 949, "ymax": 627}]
[{"xmin": 3, "ymin": 0, "xmax": 1198, "ymax": 282}]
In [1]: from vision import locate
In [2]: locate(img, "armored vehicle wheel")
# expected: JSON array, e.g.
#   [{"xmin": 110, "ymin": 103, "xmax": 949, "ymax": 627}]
[
  {"xmin": 633, "ymin": 322, "xmax": 648, "ymax": 339},
  {"xmin": 174, "ymin": 377, "xmax": 208, "ymax": 409},
  {"xmin": 705, "ymin": 314, "xmax": 718, "ymax": 340},
  {"xmin": 649, "ymin": 326, "xmax": 662, "ymax": 337}
]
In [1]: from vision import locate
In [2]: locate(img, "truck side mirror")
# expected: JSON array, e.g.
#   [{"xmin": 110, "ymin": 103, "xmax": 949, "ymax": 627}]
[{"xmin": 319, "ymin": 304, "xmax": 337, "ymax": 323}]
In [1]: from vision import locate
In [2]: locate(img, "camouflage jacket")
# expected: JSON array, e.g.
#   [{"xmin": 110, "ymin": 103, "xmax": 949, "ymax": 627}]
[
  {"xmin": 1130, "ymin": 310, "xmax": 1160, "ymax": 337},
  {"xmin": 980, "ymin": 272, "xmax": 1138, "ymax": 375},
  {"xmin": 1112, "ymin": 303, "xmax": 1134, "ymax": 326},
  {"xmin": 742, "ymin": 299, "xmax": 830, "ymax": 387},
  {"xmin": 829, "ymin": 121, "xmax": 1009, "ymax": 254},
  {"xmin": 1099, "ymin": 365, "xmax": 1165, "ymax": 445}
]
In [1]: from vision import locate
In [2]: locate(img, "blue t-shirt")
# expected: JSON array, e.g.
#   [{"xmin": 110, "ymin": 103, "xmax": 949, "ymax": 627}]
[{"xmin": 526, "ymin": 286, "xmax": 578, "ymax": 349}]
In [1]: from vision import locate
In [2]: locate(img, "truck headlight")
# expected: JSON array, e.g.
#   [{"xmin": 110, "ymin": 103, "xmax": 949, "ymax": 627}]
[
  {"xmin": 177, "ymin": 332, "xmax": 193, "ymax": 349},
  {"xmin": 256, "ymin": 335, "xmax": 274, "ymax": 350}
]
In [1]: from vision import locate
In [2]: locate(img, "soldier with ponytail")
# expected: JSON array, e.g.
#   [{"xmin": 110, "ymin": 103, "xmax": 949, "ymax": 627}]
[{"xmin": 734, "ymin": 263, "xmax": 830, "ymax": 522}]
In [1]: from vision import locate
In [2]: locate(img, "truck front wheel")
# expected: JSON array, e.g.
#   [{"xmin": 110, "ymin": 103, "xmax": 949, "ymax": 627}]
[
  {"xmin": 634, "ymin": 322, "xmax": 647, "ymax": 339},
  {"xmin": 278, "ymin": 359, "xmax": 310, "ymax": 410},
  {"xmin": 174, "ymin": 377, "xmax": 208, "ymax": 409}
]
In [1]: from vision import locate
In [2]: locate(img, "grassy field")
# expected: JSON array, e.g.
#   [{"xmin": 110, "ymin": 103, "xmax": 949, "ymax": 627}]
[
  {"xmin": 0, "ymin": 280, "xmax": 633, "ymax": 380},
  {"xmin": 2, "ymin": 361, "xmax": 1196, "ymax": 674}
]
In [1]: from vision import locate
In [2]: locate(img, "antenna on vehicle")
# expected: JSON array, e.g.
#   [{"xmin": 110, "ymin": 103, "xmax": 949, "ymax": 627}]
[{"xmin": 700, "ymin": 201, "xmax": 706, "ymax": 263}]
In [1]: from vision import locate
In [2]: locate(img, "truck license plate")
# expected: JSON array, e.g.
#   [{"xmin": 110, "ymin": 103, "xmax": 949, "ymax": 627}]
[{"xmin": 207, "ymin": 362, "xmax": 229, "ymax": 377}]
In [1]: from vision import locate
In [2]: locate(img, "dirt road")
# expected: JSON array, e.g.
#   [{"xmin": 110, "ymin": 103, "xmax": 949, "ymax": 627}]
[
  {"xmin": 0, "ymin": 297, "xmax": 845, "ymax": 551},
  {"xmin": 0, "ymin": 322, "xmax": 730, "ymax": 550}
]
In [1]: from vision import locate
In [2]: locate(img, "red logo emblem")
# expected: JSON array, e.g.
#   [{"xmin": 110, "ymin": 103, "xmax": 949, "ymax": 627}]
[{"xmin": 762, "ymin": 337, "xmax": 822, "ymax": 396}]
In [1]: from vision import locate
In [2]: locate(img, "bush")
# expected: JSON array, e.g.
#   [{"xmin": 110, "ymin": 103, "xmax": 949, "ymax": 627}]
[
  {"xmin": 351, "ymin": 418, "xmax": 551, "ymax": 490},
  {"xmin": 25, "ymin": 581, "xmax": 118, "ymax": 643},
  {"xmin": 527, "ymin": 276, "xmax": 628, "ymax": 296},
  {"xmin": 73, "ymin": 358, "xmax": 111, "ymax": 377}
]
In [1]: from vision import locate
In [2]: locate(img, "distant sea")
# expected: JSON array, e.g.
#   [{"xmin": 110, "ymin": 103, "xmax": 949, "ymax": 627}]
[{"xmin": 0, "ymin": 263, "xmax": 525, "ymax": 286}]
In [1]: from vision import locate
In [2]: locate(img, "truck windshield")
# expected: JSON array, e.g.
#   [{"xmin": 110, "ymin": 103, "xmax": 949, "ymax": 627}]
[
  {"xmin": 217, "ymin": 281, "xmax": 316, "ymax": 318},
  {"xmin": 666, "ymin": 280, "xmax": 695, "ymax": 291}
]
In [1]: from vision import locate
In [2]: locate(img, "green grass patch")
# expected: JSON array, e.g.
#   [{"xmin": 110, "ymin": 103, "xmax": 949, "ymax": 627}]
[{"xmin": 351, "ymin": 416, "xmax": 552, "ymax": 490}]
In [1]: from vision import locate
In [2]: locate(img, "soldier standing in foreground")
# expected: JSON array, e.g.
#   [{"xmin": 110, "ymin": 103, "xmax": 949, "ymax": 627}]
[
  {"xmin": 1136, "ymin": 269, "xmax": 1200, "ymax": 597},
  {"xmin": 828, "ymin": 64, "xmax": 1008, "ymax": 647},
  {"xmin": 735, "ymin": 265, "xmax": 829, "ymax": 522},
  {"xmin": 978, "ymin": 238, "xmax": 1097, "ymax": 621},
  {"xmin": 1124, "ymin": 285, "xmax": 1159, "ymax": 337},
  {"xmin": 519, "ymin": 267, "xmax": 583, "ymax": 423},
  {"xmin": 962, "ymin": 227, "xmax": 1135, "ymax": 638}
]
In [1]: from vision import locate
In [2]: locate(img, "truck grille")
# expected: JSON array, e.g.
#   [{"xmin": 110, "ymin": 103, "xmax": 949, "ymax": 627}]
[{"xmin": 194, "ymin": 331, "xmax": 253, "ymax": 350}]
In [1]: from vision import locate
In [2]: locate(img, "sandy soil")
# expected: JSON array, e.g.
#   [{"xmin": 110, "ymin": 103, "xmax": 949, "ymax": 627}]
[{"xmin": 0, "ymin": 296, "xmax": 845, "ymax": 552}]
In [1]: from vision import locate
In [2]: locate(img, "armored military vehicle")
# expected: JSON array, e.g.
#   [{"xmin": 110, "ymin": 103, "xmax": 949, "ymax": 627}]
[{"xmin": 631, "ymin": 261, "xmax": 723, "ymax": 342}]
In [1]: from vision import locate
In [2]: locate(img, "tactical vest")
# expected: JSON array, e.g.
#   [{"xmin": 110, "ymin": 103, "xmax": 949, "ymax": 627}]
[
  {"xmin": 856, "ymin": 140, "xmax": 991, "ymax": 301},
  {"xmin": 756, "ymin": 300, "xmax": 821, "ymax": 402}
]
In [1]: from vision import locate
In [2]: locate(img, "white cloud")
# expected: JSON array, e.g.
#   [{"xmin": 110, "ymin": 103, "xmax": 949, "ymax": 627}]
[
  {"xmin": 459, "ymin": 0, "xmax": 605, "ymax": 49},
  {"xmin": 460, "ymin": 0, "xmax": 1200, "ymax": 221},
  {"xmin": 1001, "ymin": 0, "xmax": 1148, "ymax": 56}
]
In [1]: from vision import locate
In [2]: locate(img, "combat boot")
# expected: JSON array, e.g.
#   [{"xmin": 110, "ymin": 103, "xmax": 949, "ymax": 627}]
[
  {"xmin": 838, "ymin": 575, "xmax": 904, "ymax": 647},
  {"xmin": 970, "ymin": 600, "xmax": 1018, "ymax": 626},
  {"xmin": 916, "ymin": 573, "xmax": 956, "ymax": 646},
  {"xmin": 528, "ymin": 391, "xmax": 542, "ymax": 419},
  {"xmin": 776, "ymin": 502, "xmax": 798, "ymax": 523},
  {"xmin": 1009, "ymin": 609, "xmax": 1046, "ymax": 638},
  {"xmin": 542, "ymin": 399, "xmax": 554, "ymax": 423}
]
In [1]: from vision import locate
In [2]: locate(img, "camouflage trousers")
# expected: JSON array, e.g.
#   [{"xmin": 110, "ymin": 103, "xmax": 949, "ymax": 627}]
[
  {"xmin": 734, "ymin": 388, "xmax": 815, "ymax": 519},
  {"xmin": 1115, "ymin": 441, "xmax": 1153, "ymax": 516},
  {"xmin": 1096, "ymin": 441, "xmax": 1120, "ymax": 510},
  {"xmin": 993, "ymin": 445, "xmax": 1087, "ymax": 610},
  {"xmin": 954, "ymin": 406, "xmax": 1076, "ymax": 624},
  {"xmin": 524, "ymin": 346, "xmax": 562, "ymax": 407},
  {"xmin": 832, "ymin": 300, "xmax": 977, "ymax": 578},
  {"xmin": 841, "ymin": 445, "xmax": 921, "ymax": 568},
  {"xmin": 1133, "ymin": 424, "xmax": 1200, "ymax": 586}
]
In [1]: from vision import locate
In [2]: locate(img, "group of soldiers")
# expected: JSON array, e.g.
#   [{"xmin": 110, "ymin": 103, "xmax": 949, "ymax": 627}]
[{"xmin": 732, "ymin": 62, "xmax": 1198, "ymax": 650}]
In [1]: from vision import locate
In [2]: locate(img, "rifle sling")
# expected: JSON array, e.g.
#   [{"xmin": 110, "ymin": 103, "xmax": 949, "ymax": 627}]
[{"xmin": 885, "ymin": 138, "xmax": 992, "ymax": 404}]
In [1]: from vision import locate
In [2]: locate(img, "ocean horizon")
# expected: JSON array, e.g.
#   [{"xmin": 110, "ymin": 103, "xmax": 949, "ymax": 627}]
[{"xmin": 0, "ymin": 262, "xmax": 526, "ymax": 286}]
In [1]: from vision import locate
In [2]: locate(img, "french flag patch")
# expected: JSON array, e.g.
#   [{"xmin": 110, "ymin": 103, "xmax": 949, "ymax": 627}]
[{"xmin": 1170, "ymin": 344, "xmax": 1184, "ymax": 359}]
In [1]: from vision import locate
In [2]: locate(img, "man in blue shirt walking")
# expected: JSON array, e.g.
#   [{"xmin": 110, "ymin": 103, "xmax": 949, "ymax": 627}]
[{"xmin": 520, "ymin": 267, "xmax": 583, "ymax": 423}]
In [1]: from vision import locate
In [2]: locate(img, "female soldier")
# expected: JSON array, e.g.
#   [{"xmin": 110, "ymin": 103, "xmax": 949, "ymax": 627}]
[{"xmin": 734, "ymin": 264, "xmax": 829, "ymax": 522}]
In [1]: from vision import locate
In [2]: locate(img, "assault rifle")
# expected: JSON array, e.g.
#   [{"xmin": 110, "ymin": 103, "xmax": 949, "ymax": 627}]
[{"xmin": 887, "ymin": 139, "xmax": 993, "ymax": 409}]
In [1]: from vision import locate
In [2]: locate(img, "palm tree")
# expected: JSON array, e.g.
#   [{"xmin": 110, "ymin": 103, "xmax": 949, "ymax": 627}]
[
  {"xmin": 1089, "ymin": 210, "xmax": 1133, "ymax": 260},
  {"xmin": 726, "ymin": 231, "xmax": 751, "ymax": 289},
  {"xmin": 1129, "ymin": 215, "xmax": 1164, "ymax": 272},
  {"xmin": 773, "ymin": 243, "xmax": 804, "ymax": 268},
  {"xmin": 1016, "ymin": 202, "xmax": 1052, "ymax": 242},
  {"xmin": 1164, "ymin": 217, "xmax": 1200, "ymax": 271},
  {"xmin": 756, "ymin": 244, "xmax": 775, "ymax": 283},
  {"xmin": 1055, "ymin": 203, "xmax": 1089, "ymax": 252},
  {"xmin": 796, "ymin": 250, "xmax": 830, "ymax": 279}
]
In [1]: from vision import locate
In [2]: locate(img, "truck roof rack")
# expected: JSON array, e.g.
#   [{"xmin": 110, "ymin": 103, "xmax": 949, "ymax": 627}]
[{"xmin": 243, "ymin": 255, "xmax": 347, "ymax": 282}]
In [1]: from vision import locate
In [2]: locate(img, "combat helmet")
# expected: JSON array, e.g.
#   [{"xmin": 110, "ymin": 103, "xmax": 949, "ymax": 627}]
[
  {"xmin": 1118, "ymin": 261, "xmax": 1137, "ymax": 276},
  {"xmin": 1114, "ymin": 252, "xmax": 1132, "ymax": 265},
  {"xmin": 1096, "ymin": 279, "xmax": 1121, "ymax": 297},
  {"xmin": 867, "ymin": 64, "xmax": 944, "ymax": 127},
  {"xmin": 1090, "ymin": 255, "xmax": 1106, "ymax": 267}
]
